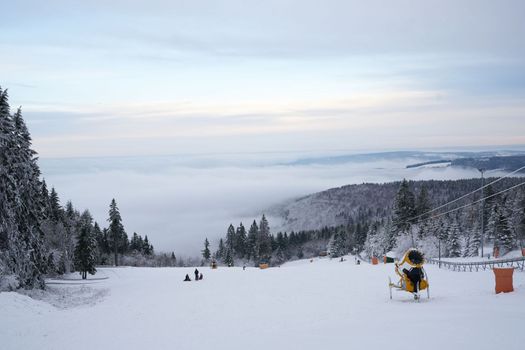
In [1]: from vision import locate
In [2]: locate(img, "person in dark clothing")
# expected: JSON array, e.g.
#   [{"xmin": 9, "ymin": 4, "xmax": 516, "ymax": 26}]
[
  {"xmin": 184, "ymin": 274, "xmax": 191, "ymax": 281},
  {"xmin": 199, "ymin": 273, "xmax": 203, "ymax": 280},
  {"xmin": 194, "ymin": 268, "xmax": 199, "ymax": 281}
]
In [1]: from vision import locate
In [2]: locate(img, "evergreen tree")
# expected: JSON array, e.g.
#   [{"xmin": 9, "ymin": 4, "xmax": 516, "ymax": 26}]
[
  {"xmin": 108, "ymin": 199, "xmax": 124, "ymax": 266},
  {"xmin": 353, "ymin": 222, "xmax": 367, "ymax": 249},
  {"xmin": 0, "ymin": 90, "xmax": 47, "ymax": 289},
  {"xmin": 392, "ymin": 179, "xmax": 416, "ymax": 236},
  {"xmin": 48, "ymin": 188, "xmax": 63, "ymax": 221},
  {"xmin": 234, "ymin": 223, "xmax": 247, "ymax": 258},
  {"xmin": 92, "ymin": 222, "xmax": 104, "ymax": 263},
  {"xmin": 217, "ymin": 238, "xmax": 225, "ymax": 262},
  {"xmin": 483, "ymin": 184, "xmax": 496, "ymax": 234},
  {"xmin": 486, "ymin": 203, "xmax": 499, "ymax": 244},
  {"xmin": 61, "ymin": 201, "xmax": 79, "ymax": 273},
  {"xmin": 246, "ymin": 220, "xmax": 258, "ymax": 262},
  {"xmin": 225, "ymin": 224, "xmax": 235, "ymax": 252},
  {"xmin": 447, "ymin": 221, "xmax": 461, "ymax": 257},
  {"xmin": 274, "ymin": 246, "xmax": 285, "ymax": 265},
  {"xmin": 435, "ymin": 218, "xmax": 449, "ymax": 257},
  {"xmin": 495, "ymin": 210, "xmax": 515, "ymax": 255},
  {"xmin": 519, "ymin": 195, "xmax": 525, "ymax": 248},
  {"xmin": 328, "ymin": 229, "xmax": 348, "ymax": 258},
  {"xmin": 41, "ymin": 180, "xmax": 50, "ymax": 212},
  {"xmin": 143, "ymin": 235, "xmax": 153, "ymax": 255},
  {"xmin": 467, "ymin": 223, "xmax": 481, "ymax": 257},
  {"xmin": 202, "ymin": 238, "xmax": 211, "ymax": 262},
  {"xmin": 130, "ymin": 232, "xmax": 141, "ymax": 252},
  {"xmin": 74, "ymin": 211, "xmax": 97, "ymax": 279},
  {"xmin": 224, "ymin": 248, "xmax": 234, "ymax": 266},
  {"xmin": 275, "ymin": 232, "xmax": 286, "ymax": 252},
  {"xmin": 415, "ymin": 185, "xmax": 431, "ymax": 220},
  {"xmin": 258, "ymin": 214, "xmax": 272, "ymax": 263}
]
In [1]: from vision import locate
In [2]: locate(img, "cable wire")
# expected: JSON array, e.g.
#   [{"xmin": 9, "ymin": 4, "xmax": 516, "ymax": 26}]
[
  {"xmin": 409, "ymin": 164, "xmax": 525, "ymax": 223},
  {"xmin": 428, "ymin": 180, "xmax": 525, "ymax": 220}
]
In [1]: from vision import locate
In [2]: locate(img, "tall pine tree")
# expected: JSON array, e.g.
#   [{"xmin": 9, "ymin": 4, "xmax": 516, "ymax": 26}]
[
  {"xmin": 0, "ymin": 89, "xmax": 47, "ymax": 289},
  {"xmin": 392, "ymin": 179, "xmax": 416, "ymax": 237},
  {"xmin": 257, "ymin": 215, "xmax": 272, "ymax": 263},
  {"xmin": 108, "ymin": 199, "xmax": 124, "ymax": 266},
  {"xmin": 246, "ymin": 220, "xmax": 258, "ymax": 262},
  {"xmin": 447, "ymin": 221, "xmax": 461, "ymax": 257},
  {"xmin": 202, "ymin": 238, "xmax": 211, "ymax": 262},
  {"xmin": 74, "ymin": 210, "xmax": 97, "ymax": 279}
]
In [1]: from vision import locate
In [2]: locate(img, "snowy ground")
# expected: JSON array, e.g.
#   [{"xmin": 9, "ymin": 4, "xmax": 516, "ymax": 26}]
[{"xmin": 1, "ymin": 257, "xmax": 524, "ymax": 350}]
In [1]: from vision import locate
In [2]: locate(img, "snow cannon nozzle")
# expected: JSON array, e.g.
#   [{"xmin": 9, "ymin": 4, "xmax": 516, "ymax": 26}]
[{"xmin": 407, "ymin": 250, "xmax": 424, "ymax": 265}]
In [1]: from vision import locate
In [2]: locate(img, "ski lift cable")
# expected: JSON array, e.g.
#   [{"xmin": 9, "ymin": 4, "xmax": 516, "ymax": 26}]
[
  {"xmin": 428, "ymin": 180, "xmax": 525, "ymax": 220},
  {"xmin": 408, "ymin": 164, "xmax": 525, "ymax": 223}
]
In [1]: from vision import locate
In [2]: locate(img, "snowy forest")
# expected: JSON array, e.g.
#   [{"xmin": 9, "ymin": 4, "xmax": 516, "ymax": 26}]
[
  {"xmin": 0, "ymin": 87, "xmax": 167, "ymax": 290},
  {"xmin": 210, "ymin": 178, "xmax": 525, "ymax": 266},
  {"xmin": 205, "ymin": 216, "xmax": 357, "ymax": 266}
]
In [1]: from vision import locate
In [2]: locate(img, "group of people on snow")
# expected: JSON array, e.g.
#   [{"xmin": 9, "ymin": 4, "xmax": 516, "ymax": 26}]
[{"xmin": 184, "ymin": 268, "xmax": 203, "ymax": 282}]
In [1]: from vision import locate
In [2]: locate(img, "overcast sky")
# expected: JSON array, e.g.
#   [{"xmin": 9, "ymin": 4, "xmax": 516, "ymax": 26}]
[{"xmin": 1, "ymin": 0, "xmax": 524, "ymax": 158}]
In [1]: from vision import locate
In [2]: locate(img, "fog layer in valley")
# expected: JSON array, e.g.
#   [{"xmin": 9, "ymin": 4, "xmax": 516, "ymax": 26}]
[{"xmin": 39, "ymin": 152, "xmax": 511, "ymax": 256}]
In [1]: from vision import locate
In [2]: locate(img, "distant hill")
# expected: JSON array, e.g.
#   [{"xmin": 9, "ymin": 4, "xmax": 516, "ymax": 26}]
[
  {"xmin": 451, "ymin": 155, "xmax": 525, "ymax": 173},
  {"xmin": 288, "ymin": 150, "xmax": 525, "ymax": 167},
  {"xmin": 270, "ymin": 177, "xmax": 525, "ymax": 232}
]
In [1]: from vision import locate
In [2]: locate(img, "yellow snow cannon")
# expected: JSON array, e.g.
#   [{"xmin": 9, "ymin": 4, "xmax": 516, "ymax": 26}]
[{"xmin": 388, "ymin": 249, "xmax": 429, "ymax": 301}]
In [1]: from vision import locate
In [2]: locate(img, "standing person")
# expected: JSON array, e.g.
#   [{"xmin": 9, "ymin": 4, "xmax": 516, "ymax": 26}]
[{"xmin": 194, "ymin": 268, "xmax": 199, "ymax": 281}]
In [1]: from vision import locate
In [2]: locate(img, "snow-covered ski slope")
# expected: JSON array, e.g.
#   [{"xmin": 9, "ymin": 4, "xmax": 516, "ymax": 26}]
[{"xmin": 1, "ymin": 257, "xmax": 524, "ymax": 350}]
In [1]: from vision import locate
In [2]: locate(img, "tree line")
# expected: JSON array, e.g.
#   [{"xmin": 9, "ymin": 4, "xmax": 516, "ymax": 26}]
[
  {"xmin": 207, "ymin": 177, "xmax": 525, "ymax": 266},
  {"xmin": 203, "ymin": 214, "xmax": 370, "ymax": 266},
  {"xmin": 0, "ymin": 87, "xmax": 165, "ymax": 290},
  {"xmin": 362, "ymin": 178, "xmax": 525, "ymax": 259},
  {"xmin": 276, "ymin": 176, "xmax": 525, "ymax": 262}
]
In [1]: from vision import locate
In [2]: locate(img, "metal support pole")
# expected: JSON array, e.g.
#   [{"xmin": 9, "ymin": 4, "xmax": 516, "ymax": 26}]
[
  {"xmin": 479, "ymin": 168, "xmax": 485, "ymax": 258},
  {"xmin": 438, "ymin": 238, "xmax": 441, "ymax": 268}
]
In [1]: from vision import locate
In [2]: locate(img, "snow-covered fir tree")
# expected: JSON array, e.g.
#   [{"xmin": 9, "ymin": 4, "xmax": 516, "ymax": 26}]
[
  {"xmin": 246, "ymin": 220, "xmax": 258, "ymax": 262},
  {"xmin": 142, "ymin": 235, "xmax": 153, "ymax": 255},
  {"xmin": 0, "ymin": 89, "xmax": 47, "ymax": 289},
  {"xmin": 257, "ymin": 214, "xmax": 272, "ymax": 263},
  {"xmin": 446, "ymin": 221, "xmax": 461, "ymax": 257},
  {"xmin": 234, "ymin": 223, "xmax": 247, "ymax": 258},
  {"xmin": 392, "ymin": 179, "xmax": 416, "ymax": 236},
  {"xmin": 466, "ymin": 223, "xmax": 481, "ymax": 257},
  {"xmin": 415, "ymin": 185, "xmax": 431, "ymax": 219},
  {"xmin": 328, "ymin": 228, "xmax": 348, "ymax": 258},
  {"xmin": 224, "ymin": 248, "xmax": 234, "ymax": 266},
  {"xmin": 202, "ymin": 238, "xmax": 211, "ymax": 262},
  {"xmin": 74, "ymin": 210, "xmax": 98, "ymax": 279},
  {"xmin": 216, "ymin": 238, "xmax": 225, "ymax": 261},
  {"xmin": 494, "ymin": 209, "xmax": 515, "ymax": 254},
  {"xmin": 225, "ymin": 224, "xmax": 235, "ymax": 253},
  {"xmin": 108, "ymin": 199, "xmax": 125, "ymax": 266}
]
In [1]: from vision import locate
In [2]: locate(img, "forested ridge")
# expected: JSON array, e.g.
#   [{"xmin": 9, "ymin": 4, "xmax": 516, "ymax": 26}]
[{"xmin": 209, "ymin": 177, "xmax": 525, "ymax": 266}]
